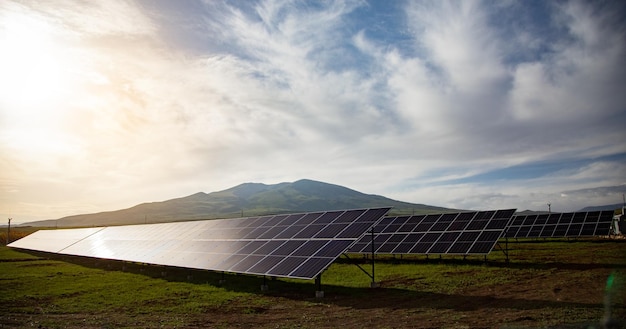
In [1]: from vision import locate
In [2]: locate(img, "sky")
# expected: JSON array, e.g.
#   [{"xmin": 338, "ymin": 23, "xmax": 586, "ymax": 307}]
[{"xmin": 1, "ymin": 0, "xmax": 626, "ymax": 224}]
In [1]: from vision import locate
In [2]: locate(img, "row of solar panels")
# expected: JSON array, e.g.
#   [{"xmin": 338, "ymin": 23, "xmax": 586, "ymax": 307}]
[
  {"xmin": 504, "ymin": 211, "xmax": 614, "ymax": 239},
  {"xmin": 350, "ymin": 210, "xmax": 615, "ymax": 255},
  {"xmin": 8, "ymin": 208, "xmax": 390, "ymax": 280},
  {"xmin": 349, "ymin": 209, "xmax": 515, "ymax": 255},
  {"xmin": 8, "ymin": 208, "xmax": 615, "ymax": 280}
]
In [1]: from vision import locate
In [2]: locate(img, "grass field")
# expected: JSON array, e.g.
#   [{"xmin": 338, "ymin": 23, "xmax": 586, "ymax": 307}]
[{"xmin": 1, "ymin": 239, "xmax": 625, "ymax": 328}]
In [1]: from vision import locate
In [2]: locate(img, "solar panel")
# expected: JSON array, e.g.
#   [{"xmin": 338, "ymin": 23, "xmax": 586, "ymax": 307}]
[
  {"xmin": 8, "ymin": 208, "xmax": 391, "ymax": 280},
  {"xmin": 348, "ymin": 209, "xmax": 516, "ymax": 256},
  {"xmin": 6, "ymin": 227, "xmax": 105, "ymax": 253},
  {"xmin": 505, "ymin": 210, "xmax": 615, "ymax": 238}
]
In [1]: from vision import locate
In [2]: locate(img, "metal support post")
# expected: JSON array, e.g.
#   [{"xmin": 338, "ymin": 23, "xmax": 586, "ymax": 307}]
[
  {"xmin": 6, "ymin": 218, "xmax": 11, "ymax": 245},
  {"xmin": 315, "ymin": 274, "xmax": 324, "ymax": 298},
  {"xmin": 505, "ymin": 236, "xmax": 509, "ymax": 263},
  {"xmin": 370, "ymin": 229, "xmax": 379, "ymax": 288},
  {"xmin": 260, "ymin": 277, "xmax": 268, "ymax": 291}
]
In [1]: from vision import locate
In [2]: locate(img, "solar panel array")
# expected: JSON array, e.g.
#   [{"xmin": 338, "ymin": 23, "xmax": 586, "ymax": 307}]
[
  {"xmin": 8, "ymin": 208, "xmax": 391, "ymax": 279},
  {"xmin": 348, "ymin": 209, "xmax": 516, "ymax": 255},
  {"xmin": 504, "ymin": 211, "xmax": 614, "ymax": 239}
]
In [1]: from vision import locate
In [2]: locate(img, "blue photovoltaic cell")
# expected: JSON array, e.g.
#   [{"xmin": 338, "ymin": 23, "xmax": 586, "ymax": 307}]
[
  {"xmin": 337, "ymin": 222, "xmax": 373, "ymax": 238},
  {"xmin": 8, "ymin": 207, "xmax": 391, "ymax": 280},
  {"xmin": 229, "ymin": 255, "xmax": 265, "ymax": 272},
  {"xmin": 399, "ymin": 216, "xmax": 419, "ymax": 232},
  {"xmin": 267, "ymin": 256, "xmax": 307, "ymax": 276},
  {"xmin": 411, "ymin": 242, "xmax": 433, "ymax": 254},
  {"xmin": 314, "ymin": 224, "xmax": 349, "ymax": 238},
  {"xmin": 567, "ymin": 224, "xmax": 582, "ymax": 236},
  {"xmin": 293, "ymin": 213, "xmax": 322, "ymax": 225},
  {"xmin": 547, "ymin": 214, "xmax": 560, "ymax": 224},
  {"xmin": 314, "ymin": 240, "xmax": 353, "ymax": 258},
  {"xmin": 248, "ymin": 255, "xmax": 283, "ymax": 273},
  {"xmin": 290, "ymin": 257, "xmax": 335, "ymax": 278},
  {"xmin": 270, "ymin": 240, "xmax": 302, "ymax": 256},
  {"xmin": 595, "ymin": 221, "xmax": 612, "ymax": 233},
  {"xmin": 334, "ymin": 210, "xmax": 365, "ymax": 223},
  {"xmin": 217, "ymin": 254, "xmax": 248, "ymax": 271},
  {"xmin": 348, "ymin": 209, "xmax": 516, "ymax": 255},
  {"xmin": 292, "ymin": 240, "xmax": 328, "ymax": 257},
  {"xmin": 393, "ymin": 242, "xmax": 414, "ymax": 253},
  {"xmin": 316, "ymin": 211, "xmax": 343, "ymax": 224},
  {"xmin": 505, "ymin": 210, "xmax": 614, "ymax": 239},
  {"xmin": 377, "ymin": 243, "xmax": 398, "ymax": 253},
  {"xmin": 236, "ymin": 241, "xmax": 266, "ymax": 255},
  {"xmin": 254, "ymin": 241, "xmax": 285, "ymax": 255},
  {"xmin": 540, "ymin": 225, "xmax": 556, "ymax": 237},
  {"xmin": 372, "ymin": 217, "xmax": 396, "ymax": 233}
]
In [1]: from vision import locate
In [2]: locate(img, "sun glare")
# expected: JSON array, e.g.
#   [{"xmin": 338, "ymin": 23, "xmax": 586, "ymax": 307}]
[
  {"xmin": 0, "ymin": 12, "xmax": 71, "ymax": 109},
  {"xmin": 0, "ymin": 10, "xmax": 83, "ymax": 159}
]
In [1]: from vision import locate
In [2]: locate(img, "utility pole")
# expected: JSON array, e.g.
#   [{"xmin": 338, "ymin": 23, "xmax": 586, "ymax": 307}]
[
  {"xmin": 7, "ymin": 217, "xmax": 12, "ymax": 245},
  {"xmin": 547, "ymin": 203, "xmax": 551, "ymax": 213}
]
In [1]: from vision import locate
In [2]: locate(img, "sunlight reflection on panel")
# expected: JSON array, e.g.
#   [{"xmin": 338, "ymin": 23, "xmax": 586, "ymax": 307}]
[{"xmin": 8, "ymin": 208, "xmax": 390, "ymax": 280}]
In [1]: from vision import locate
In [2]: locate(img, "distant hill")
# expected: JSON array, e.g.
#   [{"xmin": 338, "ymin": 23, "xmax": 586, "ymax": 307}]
[
  {"xmin": 23, "ymin": 179, "xmax": 456, "ymax": 227},
  {"xmin": 514, "ymin": 210, "xmax": 548, "ymax": 216},
  {"xmin": 578, "ymin": 204, "xmax": 624, "ymax": 212},
  {"xmin": 516, "ymin": 204, "xmax": 623, "ymax": 216}
]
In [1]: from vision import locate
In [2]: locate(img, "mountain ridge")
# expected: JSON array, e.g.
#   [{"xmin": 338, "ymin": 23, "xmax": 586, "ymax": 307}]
[
  {"xmin": 579, "ymin": 203, "xmax": 624, "ymax": 212},
  {"xmin": 22, "ymin": 179, "xmax": 456, "ymax": 227}
]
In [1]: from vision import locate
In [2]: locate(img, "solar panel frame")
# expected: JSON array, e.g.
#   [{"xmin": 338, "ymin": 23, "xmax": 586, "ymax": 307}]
[{"xmin": 8, "ymin": 207, "xmax": 391, "ymax": 280}]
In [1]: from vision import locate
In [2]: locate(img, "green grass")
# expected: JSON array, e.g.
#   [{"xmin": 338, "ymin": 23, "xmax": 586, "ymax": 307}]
[
  {"xmin": 1, "ymin": 239, "xmax": 625, "ymax": 328},
  {"xmin": 0, "ymin": 255, "xmax": 246, "ymax": 315},
  {"xmin": 0, "ymin": 248, "xmax": 285, "ymax": 328}
]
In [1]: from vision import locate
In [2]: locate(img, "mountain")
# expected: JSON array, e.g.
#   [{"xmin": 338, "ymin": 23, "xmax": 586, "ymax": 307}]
[
  {"xmin": 578, "ymin": 204, "xmax": 624, "ymax": 212},
  {"xmin": 514, "ymin": 210, "xmax": 548, "ymax": 215},
  {"xmin": 515, "ymin": 204, "xmax": 623, "ymax": 215},
  {"xmin": 24, "ymin": 179, "xmax": 456, "ymax": 228}
]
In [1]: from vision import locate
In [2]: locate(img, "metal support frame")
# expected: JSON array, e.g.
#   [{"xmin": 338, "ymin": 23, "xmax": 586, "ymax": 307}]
[
  {"xmin": 342, "ymin": 253, "xmax": 374, "ymax": 279},
  {"xmin": 493, "ymin": 235, "xmax": 510, "ymax": 263},
  {"xmin": 6, "ymin": 218, "xmax": 11, "ymax": 245},
  {"xmin": 315, "ymin": 274, "xmax": 324, "ymax": 298},
  {"xmin": 370, "ymin": 229, "xmax": 376, "ymax": 287},
  {"xmin": 341, "ymin": 229, "xmax": 379, "ymax": 288}
]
